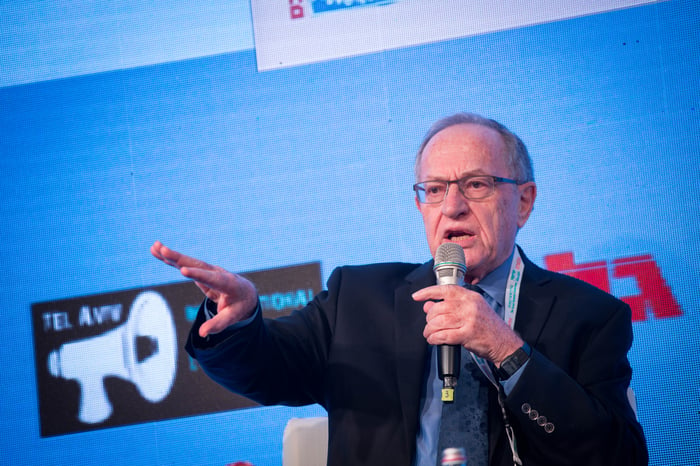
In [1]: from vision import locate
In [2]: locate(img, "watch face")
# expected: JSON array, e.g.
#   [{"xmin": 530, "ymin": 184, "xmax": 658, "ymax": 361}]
[
  {"xmin": 503, "ymin": 359, "xmax": 518, "ymax": 373},
  {"xmin": 499, "ymin": 360, "xmax": 517, "ymax": 378},
  {"xmin": 499, "ymin": 347, "xmax": 529, "ymax": 379}
]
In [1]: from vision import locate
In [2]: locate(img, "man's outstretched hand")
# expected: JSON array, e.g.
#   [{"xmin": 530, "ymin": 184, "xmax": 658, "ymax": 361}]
[{"xmin": 151, "ymin": 241, "xmax": 258, "ymax": 337}]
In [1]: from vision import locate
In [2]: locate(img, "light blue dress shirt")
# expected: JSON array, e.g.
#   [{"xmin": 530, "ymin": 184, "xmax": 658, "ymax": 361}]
[{"xmin": 413, "ymin": 248, "xmax": 530, "ymax": 466}]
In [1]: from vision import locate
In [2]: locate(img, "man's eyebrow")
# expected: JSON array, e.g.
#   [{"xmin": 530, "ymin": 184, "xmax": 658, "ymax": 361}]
[
  {"xmin": 458, "ymin": 170, "xmax": 489, "ymax": 178},
  {"xmin": 421, "ymin": 170, "xmax": 489, "ymax": 181}
]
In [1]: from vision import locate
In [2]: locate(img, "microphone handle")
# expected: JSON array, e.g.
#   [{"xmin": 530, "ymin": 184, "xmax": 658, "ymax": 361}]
[
  {"xmin": 438, "ymin": 344, "xmax": 461, "ymax": 380},
  {"xmin": 438, "ymin": 344, "xmax": 460, "ymax": 402}
]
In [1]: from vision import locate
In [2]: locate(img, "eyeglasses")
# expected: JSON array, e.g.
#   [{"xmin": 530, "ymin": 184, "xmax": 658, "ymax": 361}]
[{"xmin": 413, "ymin": 175, "xmax": 519, "ymax": 204}]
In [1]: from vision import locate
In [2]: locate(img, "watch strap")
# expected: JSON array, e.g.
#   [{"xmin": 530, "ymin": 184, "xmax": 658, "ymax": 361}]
[{"xmin": 496, "ymin": 342, "xmax": 531, "ymax": 380}]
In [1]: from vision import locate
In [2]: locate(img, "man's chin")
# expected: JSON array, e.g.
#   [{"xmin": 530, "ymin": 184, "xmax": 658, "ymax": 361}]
[{"xmin": 463, "ymin": 256, "xmax": 485, "ymax": 276}]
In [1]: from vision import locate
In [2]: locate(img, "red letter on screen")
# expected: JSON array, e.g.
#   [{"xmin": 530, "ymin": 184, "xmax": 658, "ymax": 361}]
[
  {"xmin": 613, "ymin": 255, "xmax": 683, "ymax": 321},
  {"xmin": 544, "ymin": 252, "xmax": 610, "ymax": 293},
  {"xmin": 290, "ymin": 0, "xmax": 304, "ymax": 19}
]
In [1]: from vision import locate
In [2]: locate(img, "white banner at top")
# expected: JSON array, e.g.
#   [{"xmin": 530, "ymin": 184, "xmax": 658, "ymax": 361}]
[{"xmin": 250, "ymin": 0, "xmax": 661, "ymax": 71}]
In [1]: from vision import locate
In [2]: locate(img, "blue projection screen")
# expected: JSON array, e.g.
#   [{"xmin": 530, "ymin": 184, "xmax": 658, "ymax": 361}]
[{"xmin": 0, "ymin": 1, "xmax": 698, "ymax": 465}]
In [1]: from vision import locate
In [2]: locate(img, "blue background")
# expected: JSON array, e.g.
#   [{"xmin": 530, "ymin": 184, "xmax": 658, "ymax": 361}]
[{"xmin": 1, "ymin": 1, "xmax": 698, "ymax": 464}]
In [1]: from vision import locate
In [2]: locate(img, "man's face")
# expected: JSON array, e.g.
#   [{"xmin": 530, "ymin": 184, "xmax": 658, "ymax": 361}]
[{"xmin": 415, "ymin": 123, "xmax": 536, "ymax": 282}]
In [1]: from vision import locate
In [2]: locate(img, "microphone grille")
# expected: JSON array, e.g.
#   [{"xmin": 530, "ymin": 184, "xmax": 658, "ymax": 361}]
[{"xmin": 435, "ymin": 242, "xmax": 466, "ymax": 266}]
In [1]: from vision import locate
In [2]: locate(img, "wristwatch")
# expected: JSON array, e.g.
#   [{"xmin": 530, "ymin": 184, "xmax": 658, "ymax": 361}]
[{"xmin": 496, "ymin": 342, "xmax": 531, "ymax": 380}]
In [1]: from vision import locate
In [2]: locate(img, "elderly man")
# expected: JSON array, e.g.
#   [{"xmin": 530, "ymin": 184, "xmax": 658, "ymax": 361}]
[{"xmin": 151, "ymin": 113, "xmax": 647, "ymax": 465}]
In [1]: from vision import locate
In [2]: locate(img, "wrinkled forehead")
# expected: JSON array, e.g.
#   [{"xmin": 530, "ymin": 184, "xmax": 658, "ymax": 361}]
[{"xmin": 417, "ymin": 124, "xmax": 509, "ymax": 180}]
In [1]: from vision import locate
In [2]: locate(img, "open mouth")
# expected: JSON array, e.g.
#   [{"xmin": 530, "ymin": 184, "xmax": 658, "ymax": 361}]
[{"xmin": 444, "ymin": 230, "xmax": 474, "ymax": 242}]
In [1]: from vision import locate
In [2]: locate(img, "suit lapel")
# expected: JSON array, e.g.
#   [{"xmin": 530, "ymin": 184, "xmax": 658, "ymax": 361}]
[
  {"xmin": 394, "ymin": 261, "xmax": 435, "ymax": 447},
  {"xmin": 513, "ymin": 250, "xmax": 556, "ymax": 345}
]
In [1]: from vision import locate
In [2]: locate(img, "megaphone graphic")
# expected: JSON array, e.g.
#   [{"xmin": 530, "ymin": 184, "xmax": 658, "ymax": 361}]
[{"xmin": 47, "ymin": 291, "xmax": 177, "ymax": 424}]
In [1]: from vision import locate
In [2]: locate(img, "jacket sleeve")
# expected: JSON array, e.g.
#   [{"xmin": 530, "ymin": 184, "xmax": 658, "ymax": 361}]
[{"xmin": 184, "ymin": 269, "xmax": 341, "ymax": 408}]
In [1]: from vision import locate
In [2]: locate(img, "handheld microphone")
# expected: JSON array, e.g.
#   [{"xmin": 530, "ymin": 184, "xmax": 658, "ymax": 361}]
[{"xmin": 433, "ymin": 242, "xmax": 467, "ymax": 403}]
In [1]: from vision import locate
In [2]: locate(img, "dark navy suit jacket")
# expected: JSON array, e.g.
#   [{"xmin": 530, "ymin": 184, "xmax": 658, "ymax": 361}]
[{"xmin": 186, "ymin": 248, "xmax": 648, "ymax": 465}]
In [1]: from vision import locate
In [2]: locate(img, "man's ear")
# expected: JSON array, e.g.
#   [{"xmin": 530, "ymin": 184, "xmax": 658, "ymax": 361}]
[
  {"xmin": 517, "ymin": 182, "xmax": 537, "ymax": 228},
  {"xmin": 415, "ymin": 195, "xmax": 422, "ymax": 212}
]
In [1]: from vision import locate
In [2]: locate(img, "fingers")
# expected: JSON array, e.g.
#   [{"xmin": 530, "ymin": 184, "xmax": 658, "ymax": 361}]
[
  {"xmin": 151, "ymin": 240, "xmax": 176, "ymax": 263},
  {"xmin": 151, "ymin": 241, "xmax": 213, "ymax": 271},
  {"xmin": 198, "ymin": 298, "xmax": 257, "ymax": 337},
  {"xmin": 413, "ymin": 286, "xmax": 476, "ymax": 337},
  {"xmin": 413, "ymin": 284, "xmax": 523, "ymax": 362},
  {"xmin": 200, "ymin": 314, "xmax": 232, "ymax": 337},
  {"xmin": 422, "ymin": 300, "xmax": 467, "ymax": 344},
  {"xmin": 152, "ymin": 240, "xmax": 234, "ymax": 299},
  {"xmin": 151, "ymin": 241, "xmax": 216, "ymax": 294},
  {"xmin": 151, "ymin": 241, "xmax": 259, "ymax": 338},
  {"xmin": 151, "ymin": 240, "xmax": 188, "ymax": 268},
  {"xmin": 412, "ymin": 284, "xmax": 475, "ymax": 303},
  {"xmin": 180, "ymin": 266, "xmax": 225, "ymax": 293},
  {"xmin": 415, "ymin": 285, "xmax": 494, "ymax": 350}
]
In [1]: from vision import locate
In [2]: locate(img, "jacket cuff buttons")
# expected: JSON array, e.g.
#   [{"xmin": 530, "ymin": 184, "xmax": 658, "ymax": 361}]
[{"xmin": 521, "ymin": 403, "xmax": 555, "ymax": 434}]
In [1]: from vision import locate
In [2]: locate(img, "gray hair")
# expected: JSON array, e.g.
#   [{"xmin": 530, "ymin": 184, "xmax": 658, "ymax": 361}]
[{"xmin": 414, "ymin": 113, "xmax": 534, "ymax": 183}]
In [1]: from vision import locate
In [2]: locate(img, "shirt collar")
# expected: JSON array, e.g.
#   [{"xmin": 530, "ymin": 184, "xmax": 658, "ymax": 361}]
[{"xmin": 474, "ymin": 246, "xmax": 515, "ymax": 310}]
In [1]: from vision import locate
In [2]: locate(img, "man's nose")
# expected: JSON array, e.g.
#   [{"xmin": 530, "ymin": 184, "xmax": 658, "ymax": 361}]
[{"xmin": 441, "ymin": 182, "xmax": 469, "ymax": 218}]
